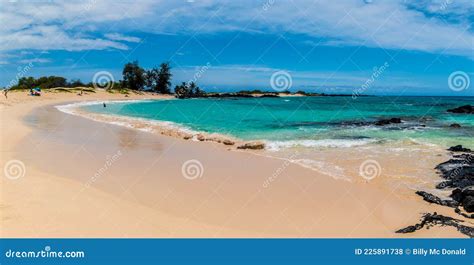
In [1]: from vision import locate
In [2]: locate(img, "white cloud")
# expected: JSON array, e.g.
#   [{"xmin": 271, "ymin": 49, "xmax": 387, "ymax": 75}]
[
  {"xmin": 173, "ymin": 64, "xmax": 428, "ymax": 92},
  {"xmin": 1, "ymin": 0, "xmax": 473, "ymax": 57},
  {"xmin": 105, "ymin": 33, "xmax": 141, "ymax": 43},
  {"xmin": 18, "ymin": 58, "xmax": 51, "ymax": 64}
]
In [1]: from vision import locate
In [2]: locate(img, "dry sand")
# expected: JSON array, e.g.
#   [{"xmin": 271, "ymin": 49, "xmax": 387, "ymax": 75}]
[{"xmin": 1, "ymin": 89, "xmax": 471, "ymax": 238}]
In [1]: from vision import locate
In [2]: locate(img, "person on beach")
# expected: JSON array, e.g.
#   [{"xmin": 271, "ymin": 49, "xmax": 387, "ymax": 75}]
[{"xmin": 3, "ymin": 89, "xmax": 8, "ymax": 99}]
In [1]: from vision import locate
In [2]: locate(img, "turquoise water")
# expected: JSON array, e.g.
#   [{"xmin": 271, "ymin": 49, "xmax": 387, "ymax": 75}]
[{"xmin": 83, "ymin": 96, "xmax": 474, "ymax": 149}]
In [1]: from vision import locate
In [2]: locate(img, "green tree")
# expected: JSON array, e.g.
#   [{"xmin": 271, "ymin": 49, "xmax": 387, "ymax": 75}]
[
  {"xmin": 174, "ymin": 82, "xmax": 205, "ymax": 98},
  {"xmin": 145, "ymin": 68, "xmax": 159, "ymax": 91},
  {"xmin": 156, "ymin": 62, "xmax": 172, "ymax": 94},
  {"xmin": 122, "ymin": 61, "xmax": 145, "ymax": 90},
  {"xmin": 69, "ymin": 79, "xmax": 85, "ymax": 87},
  {"xmin": 174, "ymin": 82, "xmax": 188, "ymax": 98},
  {"xmin": 17, "ymin": 77, "xmax": 36, "ymax": 89}
]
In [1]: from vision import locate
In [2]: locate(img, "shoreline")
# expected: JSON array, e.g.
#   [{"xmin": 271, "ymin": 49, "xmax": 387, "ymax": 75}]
[
  {"xmin": 1, "ymin": 90, "xmax": 471, "ymax": 238},
  {"xmin": 55, "ymin": 99, "xmax": 245, "ymax": 148},
  {"xmin": 57, "ymin": 98, "xmax": 462, "ymax": 183}
]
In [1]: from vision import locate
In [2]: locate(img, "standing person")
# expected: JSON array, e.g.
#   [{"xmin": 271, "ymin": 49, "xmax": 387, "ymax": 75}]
[
  {"xmin": 103, "ymin": 102, "xmax": 106, "ymax": 108},
  {"xmin": 3, "ymin": 89, "xmax": 8, "ymax": 99}
]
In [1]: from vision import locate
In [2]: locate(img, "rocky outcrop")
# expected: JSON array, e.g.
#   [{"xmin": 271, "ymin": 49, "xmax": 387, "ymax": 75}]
[
  {"xmin": 193, "ymin": 134, "xmax": 236, "ymax": 146},
  {"xmin": 448, "ymin": 145, "xmax": 472, "ymax": 152},
  {"xmin": 396, "ymin": 212, "xmax": 474, "ymax": 238},
  {"xmin": 449, "ymin": 123, "xmax": 461, "ymax": 128},
  {"xmin": 450, "ymin": 188, "xmax": 474, "ymax": 213},
  {"xmin": 403, "ymin": 145, "xmax": 474, "ymax": 236},
  {"xmin": 222, "ymin": 139, "xmax": 235, "ymax": 145},
  {"xmin": 447, "ymin": 105, "xmax": 474, "ymax": 114},
  {"xmin": 237, "ymin": 141, "xmax": 265, "ymax": 150},
  {"xmin": 415, "ymin": 191, "xmax": 459, "ymax": 207},
  {"xmin": 434, "ymin": 152, "xmax": 474, "ymax": 189},
  {"xmin": 374, "ymin": 118, "xmax": 402, "ymax": 126}
]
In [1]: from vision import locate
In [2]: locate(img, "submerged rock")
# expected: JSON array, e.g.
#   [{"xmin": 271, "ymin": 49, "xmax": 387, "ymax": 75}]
[
  {"xmin": 374, "ymin": 118, "xmax": 402, "ymax": 126},
  {"xmin": 449, "ymin": 123, "xmax": 461, "ymax": 128},
  {"xmin": 237, "ymin": 141, "xmax": 265, "ymax": 150},
  {"xmin": 447, "ymin": 105, "xmax": 474, "ymax": 114}
]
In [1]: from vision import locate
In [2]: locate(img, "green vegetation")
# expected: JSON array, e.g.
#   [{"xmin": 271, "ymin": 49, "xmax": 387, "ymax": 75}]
[
  {"xmin": 174, "ymin": 82, "xmax": 204, "ymax": 98},
  {"xmin": 4, "ymin": 61, "xmax": 326, "ymax": 98},
  {"xmin": 6, "ymin": 61, "xmax": 176, "ymax": 95},
  {"xmin": 151, "ymin": 62, "xmax": 172, "ymax": 94},
  {"xmin": 122, "ymin": 61, "xmax": 172, "ymax": 93},
  {"xmin": 122, "ymin": 61, "xmax": 146, "ymax": 91},
  {"xmin": 9, "ymin": 76, "xmax": 69, "ymax": 90},
  {"xmin": 237, "ymin": 89, "xmax": 264, "ymax": 94}
]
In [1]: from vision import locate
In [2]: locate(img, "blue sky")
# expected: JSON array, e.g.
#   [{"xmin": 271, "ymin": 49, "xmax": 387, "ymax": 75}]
[{"xmin": 1, "ymin": 0, "xmax": 473, "ymax": 96}]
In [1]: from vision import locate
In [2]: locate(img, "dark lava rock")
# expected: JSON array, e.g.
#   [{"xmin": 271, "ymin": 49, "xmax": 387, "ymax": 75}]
[
  {"xmin": 411, "ymin": 145, "xmax": 474, "ymax": 236},
  {"xmin": 450, "ymin": 188, "xmax": 464, "ymax": 202},
  {"xmin": 447, "ymin": 105, "xmax": 474, "ymax": 114},
  {"xmin": 416, "ymin": 191, "xmax": 459, "ymax": 207},
  {"xmin": 434, "ymin": 153, "xmax": 474, "ymax": 189},
  {"xmin": 449, "ymin": 123, "xmax": 461, "ymax": 128},
  {"xmin": 396, "ymin": 212, "xmax": 473, "ymax": 238},
  {"xmin": 375, "ymin": 118, "xmax": 402, "ymax": 126},
  {"xmin": 448, "ymin": 145, "xmax": 472, "ymax": 152},
  {"xmin": 462, "ymin": 196, "xmax": 474, "ymax": 212}
]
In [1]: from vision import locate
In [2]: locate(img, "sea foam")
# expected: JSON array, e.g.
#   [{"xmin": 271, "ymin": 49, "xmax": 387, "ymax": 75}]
[{"xmin": 265, "ymin": 138, "xmax": 378, "ymax": 151}]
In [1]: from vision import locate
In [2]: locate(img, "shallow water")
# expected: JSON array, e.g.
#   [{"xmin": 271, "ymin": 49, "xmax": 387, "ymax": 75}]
[{"xmin": 82, "ymin": 96, "xmax": 474, "ymax": 149}]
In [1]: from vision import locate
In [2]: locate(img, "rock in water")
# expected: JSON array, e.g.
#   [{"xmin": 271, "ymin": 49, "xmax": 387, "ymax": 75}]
[
  {"xmin": 447, "ymin": 105, "xmax": 474, "ymax": 114},
  {"xmin": 375, "ymin": 118, "xmax": 402, "ymax": 126},
  {"xmin": 449, "ymin": 123, "xmax": 461, "ymax": 128},
  {"xmin": 196, "ymin": 134, "xmax": 206, "ymax": 141},
  {"xmin": 237, "ymin": 141, "xmax": 265, "ymax": 150},
  {"xmin": 448, "ymin": 145, "xmax": 472, "ymax": 152},
  {"xmin": 222, "ymin": 139, "xmax": 235, "ymax": 145}
]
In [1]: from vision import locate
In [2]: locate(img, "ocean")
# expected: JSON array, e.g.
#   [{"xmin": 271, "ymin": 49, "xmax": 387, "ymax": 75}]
[{"xmin": 81, "ymin": 96, "xmax": 474, "ymax": 150}]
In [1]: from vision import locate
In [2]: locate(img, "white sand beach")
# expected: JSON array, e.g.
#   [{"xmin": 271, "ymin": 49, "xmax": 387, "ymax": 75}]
[{"xmin": 1, "ymin": 90, "xmax": 471, "ymax": 238}]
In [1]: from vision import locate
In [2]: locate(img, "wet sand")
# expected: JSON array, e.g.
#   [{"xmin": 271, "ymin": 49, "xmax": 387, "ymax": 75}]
[{"xmin": 1, "ymin": 90, "xmax": 470, "ymax": 237}]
